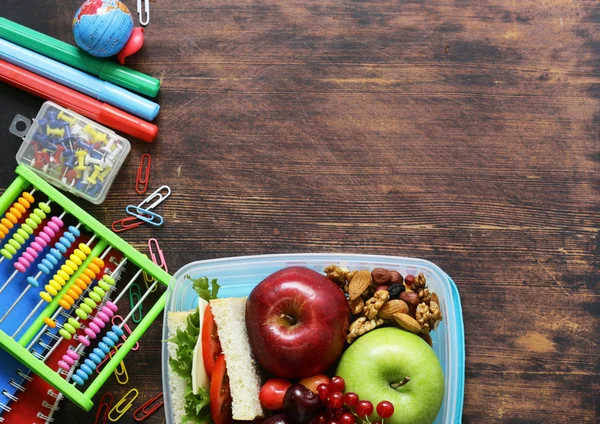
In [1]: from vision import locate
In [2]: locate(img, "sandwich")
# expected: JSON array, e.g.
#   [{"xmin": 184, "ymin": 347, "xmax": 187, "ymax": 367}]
[{"xmin": 167, "ymin": 276, "xmax": 263, "ymax": 424}]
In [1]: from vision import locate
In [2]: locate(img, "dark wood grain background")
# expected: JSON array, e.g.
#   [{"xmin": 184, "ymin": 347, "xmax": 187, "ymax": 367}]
[{"xmin": 0, "ymin": 0, "xmax": 598, "ymax": 422}]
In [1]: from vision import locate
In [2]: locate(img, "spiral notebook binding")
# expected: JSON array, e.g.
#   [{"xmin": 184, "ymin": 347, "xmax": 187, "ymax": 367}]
[
  {"xmin": 1, "ymin": 390, "xmax": 18, "ymax": 402},
  {"xmin": 0, "ymin": 402, "xmax": 11, "ymax": 413},
  {"xmin": 31, "ymin": 350, "xmax": 44, "ymax": 360},
  {"xmin": 37, "ymin": 411, "xmax": 54, "ymax": 422},
  {"xmin": 47, "ymin": 390, "xmax": 60, "ymax": 399},
  {"xmin": 42, "ymin": 400, "xmax": 57, "ymax": 410},
  {"xmin": 9, "ymin": 380, "xmax": 26, "ymax": 392},
  {"xmin": 44, "ymin": 331, "xmax": 61, "ymax": 341},
  {"xmin": 16, "ymin": 369, "xmax": 32, "ymax": 382}
]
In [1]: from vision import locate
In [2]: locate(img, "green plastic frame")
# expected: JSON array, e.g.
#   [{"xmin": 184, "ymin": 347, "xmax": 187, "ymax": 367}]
[{"xmin": 0, "ymin": 165, "xmax": 171, "ymax": 411}]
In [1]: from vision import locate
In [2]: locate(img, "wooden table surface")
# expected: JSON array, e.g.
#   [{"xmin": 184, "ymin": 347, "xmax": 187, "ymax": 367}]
[{"xmin": 0, "ymin": 0, "xmax": 598, "ymax": 422}]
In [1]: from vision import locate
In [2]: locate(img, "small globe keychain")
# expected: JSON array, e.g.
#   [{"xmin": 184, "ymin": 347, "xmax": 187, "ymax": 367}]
[{"xmin": 72, "ymin": 0, "xmax": 146, "ymax": 64}]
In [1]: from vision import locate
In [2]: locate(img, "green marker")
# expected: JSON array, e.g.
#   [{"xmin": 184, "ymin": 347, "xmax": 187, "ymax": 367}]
[{"xmin": 0, "ymin": 18, "xmax": 160, "ymax": 98}]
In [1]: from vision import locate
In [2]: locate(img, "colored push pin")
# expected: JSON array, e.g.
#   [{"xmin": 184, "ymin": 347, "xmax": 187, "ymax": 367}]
[
  {"xmin": 83, "ymin": 124, "xmax": 99, "ymax": 140},
  {"xmin": 32, "ymin": 151, "xmax": 46, "ymax": 169},
  {"xmin": 57, "ymin": 111, "xmax": 77, "ymax": 126},
  {"xmin": 108, "ymin": 143, "xmax": 125, "ymax": 161},
  {"xmin": 75, "ymin": 151, "xmax": 88, "ymax": 171},
  {"xmin": 94, "ymin": 132, "xmax": 108, "ymax": 144},
  {"xmin": 47, "ymin": 127, "xmax": 65, "ymax": 138},
  {"xmin": 85, "ymin": 155, "xmax": 103, "ymax": 167},
  {"xmin": 102, "ymin": 137, "xmax": 118, "ymax": 153},
  {"xmin": 81, "ymin": 166, "xmax": 92, "ymax": 182},
  {"xmin": 46, "ymin": 110, "xmax": 58, "ymax": 121},
  {"xmin": 87, "ymin": 181, "xmax": 104, "ymax": 197},
  {"xmin": 98, "ymin": 165, "xmax": 113, "ymax": 183},
  {"xmin": 51, "ymin": 145, "xmax": 65, "ymax": 163},
  {"xmin": 87, "ymin": 165, "xmax": 102, "ymax": 185},
  {"xmin": 71, "ymin": 124, "xmax": 88, "ymax": 140}
]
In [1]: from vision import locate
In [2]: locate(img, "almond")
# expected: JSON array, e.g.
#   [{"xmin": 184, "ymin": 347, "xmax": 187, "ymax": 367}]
[
  {"xmin": 348, "ymin": 270, "xmax": 372, "ymax": 300},
  {"xmin": 378, "ymin": 299, "xmax": 409, "ymax": 319},
  {"xmin": 392, "ymin": 313, "xmax": 421, "ymax": 334},
  {"xmin": 371, "ymin": 268, "xmax": 391, "ymax": 285}
]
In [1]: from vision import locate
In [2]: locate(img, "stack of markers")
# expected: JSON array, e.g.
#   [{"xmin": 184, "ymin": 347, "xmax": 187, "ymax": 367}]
[{"xmin": 0, "ymin": 18, "xmax": 160, "ymax": 143}]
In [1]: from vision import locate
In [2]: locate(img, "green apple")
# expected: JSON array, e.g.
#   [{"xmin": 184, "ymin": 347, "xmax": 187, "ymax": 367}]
[{"xmin": 336, "ymin": 327, "xmax": 444, "ymax": 424}]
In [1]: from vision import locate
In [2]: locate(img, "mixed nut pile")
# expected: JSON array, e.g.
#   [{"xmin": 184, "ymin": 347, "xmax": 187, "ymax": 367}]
[{"xmin": 324, "ymin": 266, "xmax": 443, "ymax": 345}]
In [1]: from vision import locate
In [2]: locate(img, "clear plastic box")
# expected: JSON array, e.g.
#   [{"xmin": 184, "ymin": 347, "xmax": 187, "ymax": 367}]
[
  {"xmin": 162, "ymin": 254, "xmax": 465, "ymax": 424},
  {"xmin": 12, "ymin": 101, "xmax": 131, "ymax": 204}
]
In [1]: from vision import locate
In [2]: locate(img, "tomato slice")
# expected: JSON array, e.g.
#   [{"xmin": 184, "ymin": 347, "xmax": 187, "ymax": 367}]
[
  {"xmin": 210, "ymin": 354, "xmax": 233, "ymax": 424},
  {"xmin": 202, "ymin": 304, "xmax": 222, "ymax": 378}
]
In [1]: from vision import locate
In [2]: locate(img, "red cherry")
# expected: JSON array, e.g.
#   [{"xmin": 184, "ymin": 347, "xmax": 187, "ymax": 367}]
[
  {"xmin": 328, "ymin": 376, "xmax": 345, "ymax": 393},
  {"xmin": 343, "ymin": 392, "xmax": 359, "ymax": 407},
  {"xmin": 311, "ymin": 413, "xmax": 328, "ymax": 424},
  {"xmin": 339, "ymin": 412, "xmax": 356, "ymax": 424},
  {"xmin": 355, "ymin": 400, "xmax": 373, "ymax": 418},
  {"xmin": 376, "ymin": 401, "xmax": 394, "ymax": 419},
  {"xmin": 327, "ymin": 392, "xmax": 344, "ymax": 409},
  {"xmin": 317, "ymin": 384, "xmax": 329, "ymax": 401},
  {"xmin": 329, "ymin": 420, "xmax": 340, "ymax": 424}
]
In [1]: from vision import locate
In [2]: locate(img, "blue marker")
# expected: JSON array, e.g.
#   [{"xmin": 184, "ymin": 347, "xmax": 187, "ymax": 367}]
[{"xmin": 0, "ymin": 38, "xmax": 159, "ymax": 121}]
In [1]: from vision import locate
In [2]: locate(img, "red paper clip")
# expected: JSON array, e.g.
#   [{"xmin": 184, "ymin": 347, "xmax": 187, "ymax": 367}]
[
  {"xmin": 112, "ymin": 315, "xmax": 140, "ymax": 350},
  {"xmin": 136, "ymin": 154, "xmax": 151, "ymax": 194},
  {"xmin": 112, "ymin": 216, "xmax": 143, "ymax": 233},
  {"xmin": 94, "ymin": 392, "xmax": 113, "ymax": 424},
  {"xmin": 133, "ymin": 392, "xmax": 164, "ymax": 422},
  {"xmin": 148, "ymin": 238, "xmax": 168, "ymax": 272}
]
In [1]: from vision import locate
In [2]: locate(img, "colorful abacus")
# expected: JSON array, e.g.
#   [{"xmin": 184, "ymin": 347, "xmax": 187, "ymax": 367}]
[{"xmin": 0, "ymin": 165, "xmax": 171, "ymax": 414}]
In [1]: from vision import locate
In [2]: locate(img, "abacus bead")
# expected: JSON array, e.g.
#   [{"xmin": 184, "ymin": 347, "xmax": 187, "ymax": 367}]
[
  {"xmin": 59, "ymin": 328, "xmax": 72, "ymax": 340},
  {"xmin": 80, "ymin": 244, "xmax": 91, "ymax": 255},
  {"xmin": 92, "ymin": 317, "xmax": 105, "ymax": 328},
  {"xmin": 92, "ymin": 257, "xmax": 104, "ymax": 268},
  {"xmin": 5, "ymin": 212, "xmax": 18, "ymax": 224},
  {"xmin": 63, "ymin": 323, "xmax": 76, "ymax": 334},
  {"xmin": 98, "ymin": 281, "xmax": 110, "ymax": 291},
  {"xmin": 39, "ymin": 231, "xmax": 51, "ymax": 244},
  {"xmin": 79, "ymin": 336, "xmax": 90, "ymax": 347},
  {"xmin": 64, "ymin": 232, "xmax": 75, "ymax": 243},
  {"xmin": 76, "ymin": 308, "xmax": 88, "ymax": 320},
  {"xmin": 71, "ymin": 284, "xmax": 83, "ymax": 295},
  {"xmin": 40, "ymin": 292, "xmax": 52, "ymax": 302},
  {"xmin": 101, "ymin": 305, "xmax": 114, "ymax": 318},
  {"xmin": 62, "ymin": 356, "xmax": 75, "ymax": 367},
  {"xmin": 80, "ymin": 363, "xmax": 93, "ymax": 376},
  {"xmin": 44, "ymin": 317, "xmax": 56, "ymax": 328},
  {"xmin": 13, "ymin": 203, "xmax": 26, "ymax": 214},
  {"xmin": 16, "ymin": 228, "xmax": 28, "ymax": 239},
  {"xmin": 1, "ymin": 248, "xmax": 14, "ymax": 259},
  {"xmin": 83, "ymin": 268, "xmax": 96, "ymax": 279},
  {"xmin": 28, "ymin": 215, "xmax": 42, "ymax": 226},
  {"xmin": 4, "ymin": 245, "xmax": 16, "ymax": 256},
  {"xmin": 65, "ymin": 259, "xmax": 77, "ymax": 270},
  {"xmin": 111, "ymin": 326, "xmax": 124, "ymax": 337},
  {"xmin": 75, "ymin": 279, "xmax": 87, "ymax": 290},
  {"xmin": 58, "ymin": 360, "xmax": 71, "ymax": 372},
  {"xmin": 57, "ymin": 269, "xmax": 70, "ymax": 281},
  {"xmin": 75, "ymin": 369, "xmax": 89, "ymax": 381},
  {"xmin": 44, "ymin": 285, "xmax": 58, "ymax": 296},
  {"xmin": 61, "ymin": 264, "xmax": 75, "ymax": 275},
  {"xmin": 80, "ymin": 303, "xmax": 92, "ymax": 314},
  {"xmin": 21, "ymin": 223, "xmax": 34, "ymax": 235},
  {"xmin": 17, "ymin": 197, "xmax": 30, "ymax": 209},
  {"xmin": 66, "ymin": 289, "xmax": 79, "ymax": 301},
  {"xmin": 46, "ymin": 253, "xmax": 58, "ymax": 265},
  {"xmin": 27, "ymin": 276, "xmax": 39, "ymax": 287},
  {"xmin": 89, "ymin": 321, "xmax": 101, "ymax": 334},
  {"xmin": 98, "ymin": 342, "xmax": 110, "ymax": 353},
  {"xmin": 38, "ymin": 263, "xmax": 51, "ymax": 274},
  {"xmin": 22, "ymin": 192, "xmax": 34, "ymax": 203},
  {"xmin": 106, "ymin": 331, "xmax": 119, "ymax": 343},
  {"xmin": 97, "ymin": 311, "xmax": 110, "ymax": 322},
  {"xmin": 105, "ymin": 302, "xmax": 118, "ymax": 312},
  {"xmin": 58, "ymin": 299, "xmax": 71, "ymax": 309},
  {"xmin": 1, "ymin": 218, "xmax": 13, "ymax": 229},
  {"xmin": 67, "ymin": 350, "xmax": 80, "ymax": 361},
  {"xmin": 93, "ymin": 286, "xmax": 106, "ymax": 297},
  {"xmin": 50, "ymin": 248, "xmax": 62, "ymax": 260},
  {"xmin": 72, "ymin": 374, "xmax": 84, "ymax": 386},
  {"xmin": 8, "ymin": 239, "xmax": 21, "ymax": 251},
  {"xmin": 84, "ymin": 328, "xmax": 96, "ymax": 339},
  {"xmin": 89, "ymin": 292, "xmax": 101, "ymax": 303},
  {"xmin": 84, "ymin": 298, "xmax": 97, "ymax": 309},
  {"xmin": 56, "ymin": 242, "xmax": 67, "ymax": 253},
  {"xmin": 21, "ymin": 251, "xmax": 35, "ymax": 262},
  {"xmin": 51, "ymin": 216, "xmax": 64, "ymax": 227},
  {"xmin": 0, "ymin": 224, "xmax": 9, "ymax": 235},
  {"xmin": 48, "ymin": 280, "xmax": 61, "ymax": 291},
  {"xmin": 14, "ymin": 261, "xmax": 27, "ymax": 273},
  {"xmin": 92, "ymin": 348, "xmax": 105, "ymax": 361},
  {"xmin": 103, "ymin": 275, "xmax": 115, "ymax": 285},
  {"xmin": 69, "ymin": 226, "xmax": 81, "ymax": 237},
  {"xmin": 58, "ymin": 237, "xmax": 70, "ymax": 248},
  {"xmin": 41, "ymin": 258, "xmax": 53, "ymax": 269},
  {"xmin": 70, "ymin": 253, "xmax": 82, "ymax": 266},
  {"xmin": 68, "ymin": 318, "xmax": 81, "ymax": 329},
  {"xmin": 73, "ymin": 249, "xmax": 86, "ymax": 261},
  {"xmin": 47, "ymin": 221, "xmax": 58, "ymax": 233},
  {"xmin": 13, "ymin": 233, "xmax": 25, "ymax": 245},
  {"xmin": 87, "ymin": 262, "xmax": 100, "ymax": 275},
  {"xmin": 9, "ymin": 208, "xmax": 22, "ymax": 219},
  {"xmin": 52, "ymin": 276, "xmax": 65, "ymax": 288},
  {"xmin": 38, "ymin": 202, "xmax": 51, "ymax": 214},
  {"xmin": 31, "ymin": 241, "xmax": 44, "ymax": 252},
  {"xmin": 102, "ymin": 336, "xmax": 115, "ymax": 348},
  {"xmin": 84, "ymin": 359, "xmax": 96, "ymax": 370}
]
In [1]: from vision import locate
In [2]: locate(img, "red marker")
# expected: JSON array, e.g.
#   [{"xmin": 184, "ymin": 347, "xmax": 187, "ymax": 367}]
[{"xmin": 0, "ymin": 59, "xmax": 157, "ymax": 142}]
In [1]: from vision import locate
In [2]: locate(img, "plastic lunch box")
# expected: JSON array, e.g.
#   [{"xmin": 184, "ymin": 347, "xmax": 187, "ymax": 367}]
[{"xmin": 162, "ymin": 254, "xmax": 465, "ymax": 423}]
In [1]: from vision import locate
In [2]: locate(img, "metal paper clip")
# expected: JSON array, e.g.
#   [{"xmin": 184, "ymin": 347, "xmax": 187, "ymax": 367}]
[
  {"xmin": 129, "ymin": 283, "xmax": 143, "ymax": 323},
  {"xmin": 108, "ymin": 388, "xmax": 138, "ymax": 422},
  {"xmin": 126, "ymin": 205, "xmax": 164, "ymax": 227},
  {"xmin": 111, "ymin": 216, "xmax": 143, "ymax": 233},
  {"xmin": 135, "ymin": 154, "xmax": 151, "ymax": 194},
  {"xmin": 148, "ymin": 238, "xmax": 168, "ymax": 272},
  {"xmin": 137, "ymin": 185, "xmax": 171, "ymax": 210},
  {"xmin": 95, "ymin": 392, "xmax": 113, "ymax": 424},
  {"xmin": 133, "ymin": 393, "xmax": 164, "ymax": 422},
  {"xmin": 137, "ymin": 0, "xmax": 150, "ymax": 26},
  {"xmin": 112, "ymin": 315, "xmax": 140, "ymax": 350}
]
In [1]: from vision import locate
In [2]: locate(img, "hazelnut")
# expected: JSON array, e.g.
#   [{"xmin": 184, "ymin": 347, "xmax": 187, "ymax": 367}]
[
  {"xmin": 400, "ymin": 291, "xmax": 420, "ymax": 309},
  {"xmin": 404, "ymin": 274, "xmax": 415, "ymax": 287},
  {"xmin": 390, "ymin": 271, "xmax": 403, "ymax": 285},
  {"xmin": 371, "ymin": 268, "xmax": 392, "ymax": 285}
]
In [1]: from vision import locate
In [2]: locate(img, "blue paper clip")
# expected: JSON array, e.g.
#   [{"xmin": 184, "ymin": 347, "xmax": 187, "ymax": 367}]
[{"xmin": 125, "ymin": 205, "xmax": 163, "ymax": 226}]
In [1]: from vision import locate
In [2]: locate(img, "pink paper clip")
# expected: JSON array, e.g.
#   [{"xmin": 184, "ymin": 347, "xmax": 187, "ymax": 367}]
[
  {"xmin": 112, "ymin": 315, "xmax": 140, "ymax": 350},
  {"xmin": 111, "ymin": 216, "xmax": 143, "ymax": 233},
  {"xmin": 94, "ymin": 392, "xmax": 113, "ymax": 424},
  {"xmin": 136, "ymin": 154, "xmax": 151, "ymax": 194},
  {"xmin": 133, "ymin": 392, "xmax": 164, "ymax": 422},
  {"xmin": 148, "ymin": 238, "xmax": 167, "ymax": 272}
]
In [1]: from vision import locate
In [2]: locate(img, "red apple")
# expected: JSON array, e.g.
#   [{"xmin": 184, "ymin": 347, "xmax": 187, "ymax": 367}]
[{"xmin": 245, "ymin": 267, "xmax": 349, "ymax": 379}]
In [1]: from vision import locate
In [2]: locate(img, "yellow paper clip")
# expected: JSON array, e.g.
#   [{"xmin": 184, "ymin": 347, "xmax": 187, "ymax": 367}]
[
  {"xmin": 109, "ymin": 347, "xmax": 129, "ymax": 385},
  {"xmin": 108, "ymin": 388, "xmax": 138, "ymax": 422},
  {"xmin": 142, "ymin": 254, "xmax": 156, "ymax": 292}
]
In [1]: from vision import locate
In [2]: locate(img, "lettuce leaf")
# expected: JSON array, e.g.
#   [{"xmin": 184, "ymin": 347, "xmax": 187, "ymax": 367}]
[{"xmin": 186, "ymin": 275, "xmax": 220, "ymax": 302}]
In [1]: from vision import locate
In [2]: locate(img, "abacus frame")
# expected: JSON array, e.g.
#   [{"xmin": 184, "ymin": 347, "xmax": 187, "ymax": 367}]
[{"xmin": 0, "ymin": 165, "xmax": 172, "ymax": 411}]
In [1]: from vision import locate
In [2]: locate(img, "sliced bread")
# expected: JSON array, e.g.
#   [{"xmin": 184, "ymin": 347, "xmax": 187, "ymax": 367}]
[
  {"xmin": 210, "ymin": 297, "xmax": 263, "ymax": 420},
  {"xmin": 167, "ymin": 310, "xmax": 195, "ymax": 424}
]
